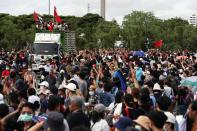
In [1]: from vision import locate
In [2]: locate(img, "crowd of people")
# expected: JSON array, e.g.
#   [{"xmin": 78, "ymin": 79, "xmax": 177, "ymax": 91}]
[{"xmin": 0, "ymin": 48, "xmax": 197, "ymax": 131}]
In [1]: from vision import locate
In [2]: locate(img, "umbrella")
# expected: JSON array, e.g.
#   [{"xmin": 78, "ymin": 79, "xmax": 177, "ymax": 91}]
[
  {"xmin": 180, "ymin": 76, "xmax": 197, "ymax": 90},
  {"xmin": 133, "ymin": 51, "xmax": 145, "ymax": 57}
]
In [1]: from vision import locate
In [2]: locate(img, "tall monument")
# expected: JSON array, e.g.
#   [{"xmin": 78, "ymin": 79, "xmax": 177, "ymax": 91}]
[{"xmin": 100, "ymin": 0, "xmax": 105, "ymax": 20}]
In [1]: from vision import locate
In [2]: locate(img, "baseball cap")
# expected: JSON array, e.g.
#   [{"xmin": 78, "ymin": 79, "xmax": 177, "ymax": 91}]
[
  {"xmin": 28, "ymin": 95, "xmax": 40, "ymax": 104},
  {"xmin": 94, "ymin": 104, "xmax": 106, "ymax": 113},
  {"xmin": 39, "ymin": 81, "xmax": 49, "ymax": 88},
  {"xmin": 64, "ymin": 83, "xmax": 76, "ymax": 91},
  {"xmin": 58, "ymin": 85, "xmax": 66, "ymax": 90},
  {"xmin": 115, "ymin": 117, "xmax": 132, "ymax": 131},
  {"xmin": 133, "ymin": 116, "xmax": 151, "ymax": 131},
  {"xmin": 164, "ymin": 112, "xmax": 176, "ymax": 124},
  {"xmin": 37, "ymin": 89, "xmax": 50, "ymax": 95}
]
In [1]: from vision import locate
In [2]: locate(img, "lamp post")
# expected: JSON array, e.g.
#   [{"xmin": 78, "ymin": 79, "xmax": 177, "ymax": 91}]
[{"xmin": 144, "ymin": 16, "xmax": 149, "ymax": 51}]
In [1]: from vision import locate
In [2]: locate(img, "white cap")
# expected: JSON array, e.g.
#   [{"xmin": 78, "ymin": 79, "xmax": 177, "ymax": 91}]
[
  {"xmin": 64, "ymin": 83, "xmax": 76, "ymax": 91},
  {"xmin": 0, "ymin": 94, "xmax": 4, "ymax": 104},
  {"xmin": 28, "ymin": 95, "xmax": 40, "ymax": 104},
  {"xmin": 153, "ymin": 83, "xmax": 162, "ymax": 91},
  {"xmin": 39, "ymin": 81, "xmax": 49, "ymax": 88},
  {"xmin": 39, "ymin": 65, "xmax": 44, "ymax": 69},
  {"xmin": 164, "ymin": 112, "xmax": 176, "ymax": 124},
  {"xmin": 58, "ymin": 85, "xmax": 66, "ymax": 90},
  {"xmin": 60, "ymin": 70, "xmax": 65, "ymax": 73}
]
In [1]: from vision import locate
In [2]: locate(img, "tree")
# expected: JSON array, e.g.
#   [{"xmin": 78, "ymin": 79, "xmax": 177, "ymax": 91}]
[
  {"xmin": 122, "ymin": 11, "xmax": 162, "ymax": 50},
  {"xmin": 95, "ymin": 20, "xmax": 120, "ymax": 48}
]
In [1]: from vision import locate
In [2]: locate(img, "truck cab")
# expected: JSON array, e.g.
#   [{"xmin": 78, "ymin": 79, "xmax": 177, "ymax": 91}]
[{"xmin": 31, "ymin": 33, "xmax": 61, "ymax": 71}]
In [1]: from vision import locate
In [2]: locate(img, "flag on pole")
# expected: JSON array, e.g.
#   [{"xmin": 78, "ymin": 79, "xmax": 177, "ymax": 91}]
[
  {"xmin": 33, "ymin": 11, "xmax": 43, "ymax": 24},
  {"xmin": 54, "ymin": 6, "xmax": 62, "ymax": 23},
  {"xmin": 153, "ymin": 40, "xmax": 163, "ymax": 48},
  {"xmin": 33, "ymin": 11, "xmax": 39, "ymax": 22}
]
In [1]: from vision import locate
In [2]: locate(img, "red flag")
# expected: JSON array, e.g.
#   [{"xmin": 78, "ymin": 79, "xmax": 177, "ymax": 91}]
[
  {"xmin": 54, "ymin": 6, "xmax": 62, "ymax": 23},
  {"xmin": 154, "ymin": 40, "xmax": 163, "ymax": 48},
  {"xmin": 47, "ymin": 22, "xmax": 54, "ymax": 31},
  {"xmin": 33, "ymin": 11, "xmax": 39, "ymax": 22}
]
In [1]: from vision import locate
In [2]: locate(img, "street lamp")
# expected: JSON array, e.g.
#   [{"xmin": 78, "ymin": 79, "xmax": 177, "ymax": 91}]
[{"xmin": 144, "ymin": 16, "xmax": 149, "ymax": 51}]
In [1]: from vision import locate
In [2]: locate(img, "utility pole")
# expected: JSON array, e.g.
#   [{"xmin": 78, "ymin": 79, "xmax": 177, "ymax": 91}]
[
  {"xmin": 100, "ymin": 0, "xmax": 105, "ymax": 20},
  {"xmin": 87, "ymin": 3, "xmax": 90, "ymax": 13},
  {"xmin": 49, "ymin": 0, "xmax": 51, "ymax": 15}
]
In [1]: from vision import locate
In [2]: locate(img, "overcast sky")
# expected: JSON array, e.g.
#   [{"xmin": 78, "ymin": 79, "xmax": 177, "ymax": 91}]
[{"xmin": 0, "ymin": 0, "xmax": 197, "ymax": 24}]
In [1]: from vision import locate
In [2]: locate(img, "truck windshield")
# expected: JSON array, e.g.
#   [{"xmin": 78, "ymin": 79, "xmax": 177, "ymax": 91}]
[{"xmin": 32, "ymin": 43, "xmax": 59, "ymax": 55}]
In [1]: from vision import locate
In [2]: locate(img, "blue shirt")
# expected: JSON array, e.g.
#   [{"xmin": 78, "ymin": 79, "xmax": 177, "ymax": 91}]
[{"xmin": 99, "ymin": 92, "xmax": 115, "ymax": 107}]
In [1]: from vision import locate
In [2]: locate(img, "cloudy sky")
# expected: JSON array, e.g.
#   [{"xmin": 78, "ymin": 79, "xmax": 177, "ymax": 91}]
[{"xmin": 0, "ymin": 0, "xmax": 197, "ymax": 24}]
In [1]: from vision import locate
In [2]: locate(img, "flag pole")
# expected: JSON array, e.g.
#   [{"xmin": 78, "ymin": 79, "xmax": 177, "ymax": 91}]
[{"xmin": 49, "ymin": 0, "xmax": 51, "ymax": 15}]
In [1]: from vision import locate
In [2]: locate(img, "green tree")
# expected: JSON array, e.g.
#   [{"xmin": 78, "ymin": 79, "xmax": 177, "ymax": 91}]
[
  {"xmin": 122, "ymin": 11, "xmax": 162, "ymax": 50},
  {"xmin": 95, "ymin": 20, "xmax": 120, "ymax": 48}
]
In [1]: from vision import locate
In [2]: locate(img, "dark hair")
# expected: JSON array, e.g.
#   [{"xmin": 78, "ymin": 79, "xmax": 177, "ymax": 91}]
[
  {"xmin": 115, "ymin": 91, "xmax": 124, "ymax": 104},
  {"xmin": 0, "ymin": 104, "xmax": 9, "ymax": 118},
  {"xmin": 33, "ymin": 101, "xmax": 40, "ymax": 111},
  {"xmin": 8, "ymin": 92, "xmax": 19, "ymax": 105},
  {"xmin": 47, "ymin": 95, "xmax": 60, "ymax": 111},
  {"xmin": 148, "ymin": 111, "xmax": 167, "ymax": 129},
  {"xmin": 50, "ymin": 86, "xmax": 58, "ymax": 95},
  {"xmin": 27, "ymin": 88, "xmax": 36, "ymax": 96},
  {"xmin": 113, "ymin": 77, "xmax": 121, "ymax": 89},
  {"xmin": 124, "ymin": 94, "xmax": 134, "ymax": 107},
  {"xmin": 91, "ymin": 111, "xmax": 105, "ymax": 123},
  {"xmin": 71, "ymin": 126, "xmax": 90, "ymax": 131},
  {"xmin": 157, "ymin": 96, "xmax": 171, "ymax": 111},
  {"xmin": 103, "ymin": 82, "xmax": 113, "ymax": 92},
  {"xmin": 22, "ymin": 102, "xmax": 35, "ymax": 112},
  {"xmin": 191, "ymin": 100, "xmax": 197, "ymax": 111},
  {"xmin": 79, "ymin": 71, "xmax": 86, "ymax": 80},
  {"xmin": 0, "ymin": 84, "xmax": 3, "ymax": 93}
]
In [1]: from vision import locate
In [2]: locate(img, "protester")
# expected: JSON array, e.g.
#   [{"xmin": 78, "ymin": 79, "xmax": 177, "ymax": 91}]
[
  {"xmin": 114, "ymin": 116, "xmax": 132, "ymax": 131},
  {"xmin": 187, "ymin": 100, "xmax": 197, "ymax": 131},
  {"xmin": 133, "ymin": 116, "xmax": 151, "ymax": 131},
  {"xmin": 66, "ymin": 96, "xmax": 90, "ymax": 130},
  {"xmin": 91, "ymin": 104, "xmax": 110, "ymax": 131},
  {"xmin": 0, "ymin": 48, "xmax": 196, "ymax": 131},
  {"xmin": 148, "ymin": 111, "xmax": 167, "ymax": 131}
]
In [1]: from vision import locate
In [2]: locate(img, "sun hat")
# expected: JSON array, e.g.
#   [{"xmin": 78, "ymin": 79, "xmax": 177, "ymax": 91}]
[{"xmin": 133, "ymin": 116, "xmax": 151, "ymax": 131}]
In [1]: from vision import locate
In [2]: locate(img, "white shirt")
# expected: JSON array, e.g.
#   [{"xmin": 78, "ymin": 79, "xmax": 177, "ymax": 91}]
[
  {"xmin": 108, "ymin": 102, "xmax": 123, "ymax": 124},
  {"xmin": 91, "ymin": 119, "xmax": 110, "ymax": 131},
  {"xmin": 163, "ymin": 85, "xmax": 174, "ymax": 98}
]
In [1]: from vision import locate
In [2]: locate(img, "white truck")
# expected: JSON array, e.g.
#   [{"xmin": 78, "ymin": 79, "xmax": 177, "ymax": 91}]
[{"xmin": 31, "ymin": 33, "xmax": 61, "ymax": 71}]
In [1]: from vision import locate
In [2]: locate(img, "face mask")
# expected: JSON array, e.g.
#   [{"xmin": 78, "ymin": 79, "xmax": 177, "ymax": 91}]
[{"xmin": 17, "ymin": 113, "xmax": 33, "ymax": 122}]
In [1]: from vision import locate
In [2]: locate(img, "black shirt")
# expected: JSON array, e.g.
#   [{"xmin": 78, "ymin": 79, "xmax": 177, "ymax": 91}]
[{"xmin": 66, "ymin": 110, "xmax": 90, "ymax": 130}]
